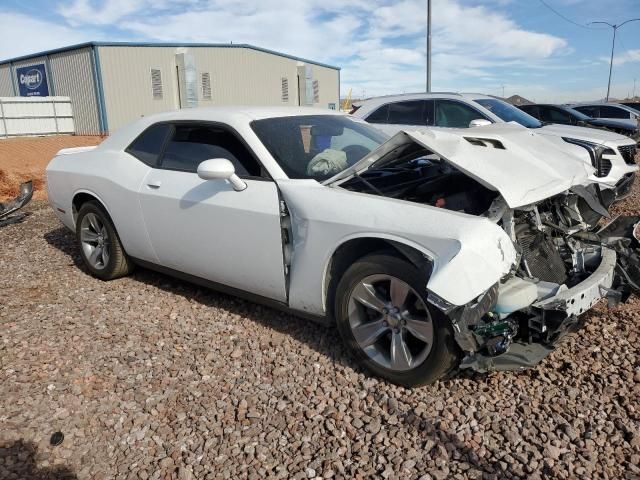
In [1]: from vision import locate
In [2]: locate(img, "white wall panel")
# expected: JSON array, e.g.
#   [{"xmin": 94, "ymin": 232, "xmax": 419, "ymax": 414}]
[{"xmin": 0, "ymin": 96, "xmax": 74, "ymax": 137}]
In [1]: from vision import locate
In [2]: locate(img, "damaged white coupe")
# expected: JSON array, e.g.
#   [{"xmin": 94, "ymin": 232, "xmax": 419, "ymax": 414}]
[{"xmin": 46, "ymin": 107, "xmax": 640, "ymax": 386}]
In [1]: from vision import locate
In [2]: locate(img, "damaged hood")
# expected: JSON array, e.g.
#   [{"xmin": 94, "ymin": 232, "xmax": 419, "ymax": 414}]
[{"xmin": 325, "ymin": 123, "xmax": 594, "ymax": 208}]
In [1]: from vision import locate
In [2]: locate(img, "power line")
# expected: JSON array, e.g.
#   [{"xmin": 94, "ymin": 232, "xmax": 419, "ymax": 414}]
[{"xmin": 537, "ymin": 0, "xmax": 602, "ymax": 29}]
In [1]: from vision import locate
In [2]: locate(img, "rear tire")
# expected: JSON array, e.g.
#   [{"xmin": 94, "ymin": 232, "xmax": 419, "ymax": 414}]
[
  {"xmin": 76, "ymin": 201, "xmax": 133, "ymax": 280},
  {"xmin": 334, "ymin": 254, "xmax": 459, "ymax": 387}
]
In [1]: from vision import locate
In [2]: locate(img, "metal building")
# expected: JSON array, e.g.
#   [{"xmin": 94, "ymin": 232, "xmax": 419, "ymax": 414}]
[{"xmin": 0, "ymin": 42, "xmax": 341, "ymax": 135}]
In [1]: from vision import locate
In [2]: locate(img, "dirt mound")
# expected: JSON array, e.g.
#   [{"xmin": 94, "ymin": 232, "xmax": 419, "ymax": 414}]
[{"xmin": 0, "ymin": 135, "xmax": 104, "ymax": 201}]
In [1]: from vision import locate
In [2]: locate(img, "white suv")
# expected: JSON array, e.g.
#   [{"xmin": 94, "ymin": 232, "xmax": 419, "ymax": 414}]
[{"xmin": 352, "ymin": 93, "xmax": 638, "ymax": 202}]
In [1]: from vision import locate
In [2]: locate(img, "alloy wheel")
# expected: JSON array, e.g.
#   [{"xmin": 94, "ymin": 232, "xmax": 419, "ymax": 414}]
[
  {"xmin": 347, "ymin": 274, "xmax": 434, "ymax": 371},
  {"xmin": 80, "ymin": 212, "xmax": 111, "ymax": 270}
]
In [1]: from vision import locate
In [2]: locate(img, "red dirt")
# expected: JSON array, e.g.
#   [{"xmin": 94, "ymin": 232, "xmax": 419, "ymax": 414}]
[{"xmin": 0, "ymin": 135, "xmax": 105, "ymax": 201}]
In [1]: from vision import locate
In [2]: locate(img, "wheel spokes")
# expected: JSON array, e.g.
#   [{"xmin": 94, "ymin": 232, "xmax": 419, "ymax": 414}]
[
  {"xmin": 87, "ymin": 213, "xmax": 101, "ymax": 233},
  {"xmin": 390, "ymin": 277, "xmax": 410, "ymax": 309},
  {"xmin": 405, "ymin": 315, "xmax": 433, "ymax": 344},
  {"xmin": 89, "ymin": 245, "xmax": 103, "ymax": 266},
  {"xmin": 101, "ymin": 244, "xmax": 110, "ymax": 266},
  {"xmin": 351, "ymin": 281, "xmax": 387, "ymax": 313},
  {"xmin": 81, "ymin": 229, "xmax": 99, "ymax": 243},
  {"xmin": 390, "ymin": 330, "xmax": 412, "ymax": 370},
  {"xmin": 352, "ymin": 319, "xmax": 389, "ymax": 348}
]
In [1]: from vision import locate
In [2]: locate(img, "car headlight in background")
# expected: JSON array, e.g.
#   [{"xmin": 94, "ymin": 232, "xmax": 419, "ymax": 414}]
[{"xmin": 562, "ymin": 137, "xmax": 615, "ymax": 177}]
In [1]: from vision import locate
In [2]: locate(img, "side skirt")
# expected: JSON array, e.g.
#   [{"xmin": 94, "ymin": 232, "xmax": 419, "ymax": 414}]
[{"xmin": 130, "ymin": 257, "xmax": 332, "ymax": 327}]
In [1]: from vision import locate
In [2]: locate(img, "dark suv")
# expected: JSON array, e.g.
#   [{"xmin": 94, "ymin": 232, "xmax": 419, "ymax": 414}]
[{"xmin": 518, "ymin": 104, "xmax": 639, "ymax": 139}]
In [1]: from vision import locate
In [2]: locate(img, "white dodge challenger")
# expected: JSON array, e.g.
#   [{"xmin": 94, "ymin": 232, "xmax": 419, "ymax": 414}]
[{"xmin": 47, "ymin": 107, "xmax": 640, "ymax": 386}]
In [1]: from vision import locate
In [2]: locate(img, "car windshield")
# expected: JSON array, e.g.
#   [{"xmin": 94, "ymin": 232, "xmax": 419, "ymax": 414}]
[
  {"xmin": 473, "ymin": 98, "xmax": 543, "ymax": 128},
  {"xmin": 562, "ymin": 106, "xmax": 591, "ymax": 121},
  {"xmin": 251, "ymin": 115, "xmax": 388, "ymax": 180},
  {"xmin": 624, "ymin": 105, "xmax": 640, "ymax": 115}
]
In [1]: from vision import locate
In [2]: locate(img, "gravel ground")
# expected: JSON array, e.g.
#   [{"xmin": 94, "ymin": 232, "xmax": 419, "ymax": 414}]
[{"xmin": 1, "ymin": 190, "xmax": 640, "ymax": 479}]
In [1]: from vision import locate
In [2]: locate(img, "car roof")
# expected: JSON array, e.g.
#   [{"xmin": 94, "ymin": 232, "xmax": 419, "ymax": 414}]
[
  {"xmin": 352, "ymin": 92, "xmax": 500, "ymax": 117},
  {"xmin": 100, "ymin": 106, "xmax": 346, "ymax": 153},
  {"xmin": 137, "ymin": 106, "xmax": 343, "ymax": 123},
  {"xmin": 569, "ymin": 102, "xmax": 627, "ymax": 108},
  {"xmin": 354, "ymin": 92, "xmax": 497, "ymax": 104}
]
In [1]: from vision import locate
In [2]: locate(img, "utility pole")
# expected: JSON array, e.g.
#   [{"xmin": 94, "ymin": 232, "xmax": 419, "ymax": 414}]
[
  {"xmin": 426, "ymin": 0, "xmax": 432, "ymax": 92},
  {"xmin": 634, "ymin": 78, "xmax": 637, "ymax": 99},
  {"xmin": 589, "ymin": 18, "xmax": 640, "ymax": 101}
]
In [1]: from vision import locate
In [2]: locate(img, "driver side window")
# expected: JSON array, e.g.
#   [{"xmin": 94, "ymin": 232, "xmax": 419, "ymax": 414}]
[{"xmin": 435, "ymin": 100, "xmax": 485, "ymax": 128}]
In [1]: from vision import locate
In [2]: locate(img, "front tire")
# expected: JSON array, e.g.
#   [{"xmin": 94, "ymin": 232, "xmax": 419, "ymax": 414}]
[
  {"xmin": 76, "ymin": 201, "xmax": 133, "ymax": 280},
  {"xmin": 334, "ymin": 254, "xmax": 459, "ymax": 387}
]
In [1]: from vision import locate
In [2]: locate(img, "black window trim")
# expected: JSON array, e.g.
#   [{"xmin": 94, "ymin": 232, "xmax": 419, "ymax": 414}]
[{"xmin": 125, "ymin": 120, "xmax": 273, "ymax": 181}]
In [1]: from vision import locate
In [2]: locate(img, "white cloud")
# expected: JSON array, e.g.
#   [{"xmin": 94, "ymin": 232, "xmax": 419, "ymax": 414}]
[
  {"xmin": 6, "ymin": 0, "xmax": 576, "ymax": 99},
  {"xmin": 100, "ymin": 0, "xmax": 568, "ymax": 97},
  {"xmin": 0, "ymin": 11, "xmax": 94, "ymax": 60},
  {"xmin": 607, "ymin": 49, "xmax": 640, "ymax": 66}
]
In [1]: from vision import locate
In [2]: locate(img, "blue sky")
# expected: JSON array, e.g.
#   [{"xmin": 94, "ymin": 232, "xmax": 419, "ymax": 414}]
[{"xmin": 1, "ymin": 0, "xmax": 639, "ymax": 102}]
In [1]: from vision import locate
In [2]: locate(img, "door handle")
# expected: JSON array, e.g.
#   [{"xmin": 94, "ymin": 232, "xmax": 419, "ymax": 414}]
[{"xmin": 146, "ymin": 180, "xmax": 162, "ymax": 189}]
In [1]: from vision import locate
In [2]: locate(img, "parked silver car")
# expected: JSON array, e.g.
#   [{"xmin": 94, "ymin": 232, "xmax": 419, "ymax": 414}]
[{"xmin": 352, "ymin": 93, "xmax": 638, "ymax": 203}]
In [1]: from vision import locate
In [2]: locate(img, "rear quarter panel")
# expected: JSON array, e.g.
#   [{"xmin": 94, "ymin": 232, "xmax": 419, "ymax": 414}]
[{"xmin": 46, "ymin": 148, "xmax": 158, "ymax": 263}]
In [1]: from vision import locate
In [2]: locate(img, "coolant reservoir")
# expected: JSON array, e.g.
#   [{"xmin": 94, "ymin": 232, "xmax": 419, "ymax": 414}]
[{"xmin": 494, "ymin": 277, "xmax": 538, "ymax": 317}]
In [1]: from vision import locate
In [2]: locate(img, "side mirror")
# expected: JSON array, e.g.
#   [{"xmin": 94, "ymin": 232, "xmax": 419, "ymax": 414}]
[
  {"xmin": 469, "ymin": 119, "xmax": 492, "ymax": 128},
  {"xmin": 197, "ymin": 158, "xmax": 247, "ymax": 192}
]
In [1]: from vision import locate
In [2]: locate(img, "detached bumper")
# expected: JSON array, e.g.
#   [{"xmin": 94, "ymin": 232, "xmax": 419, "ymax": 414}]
[
  {"xmin": 460, "ymin": 248, "xmax": 617, "ymax": 372},
  {"xmin": 533, "ymin": 248, "xmax": 616, "ymax": 317}
]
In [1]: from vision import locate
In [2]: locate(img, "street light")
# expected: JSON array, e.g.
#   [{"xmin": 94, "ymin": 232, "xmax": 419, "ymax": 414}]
[
  {"xmin": 589, "ymin": 18, "xmax": 640, "ymax": 101},
  {"xmin": 426, "ymin": 0, "xmax": 432, "ymax": 92}
]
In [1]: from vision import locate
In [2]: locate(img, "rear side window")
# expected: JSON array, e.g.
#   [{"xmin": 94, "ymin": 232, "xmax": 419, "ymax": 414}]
[
  {"xmin": 127, "ymin": 123, "xmax": 172, "ymax": 166},
  {"xmin": 388, "ymin": 100, "xmax": 425, "ymax": 125},
  {"xmin": 365, "ymin": 104, "xmax": 389, "ymax": 123},
  {"xmin": 600, "ymin": 106, "xmax": 630, "ymax": 119},
  {"xmin": 520, "ymin": 105, "xmax": 540, "ymax": 119},
  {"xmin": 160, "ymin": 124, "xmax": 261, "ymax": 176},
  {"xmin": 574, "ymin": 106, "xmax": 599, "ymax": 118},
  {"xmin": 543, "ymin": 108, "xmax": 572, "ymax": 124}
]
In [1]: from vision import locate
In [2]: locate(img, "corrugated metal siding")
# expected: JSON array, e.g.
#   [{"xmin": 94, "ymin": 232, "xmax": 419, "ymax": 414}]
[
  {"xmin": 192, "ymin": 48, "xmax": 300, "ymax": 106},
  {"xmin": 98, "ymin": 46, "xmax": 179, "ymax": 132},
  {"xmin": 310, "ymin": 67, "xmax": 340, "ymax": 109},
  {"xmin": 0, "ymin": 65, "xmax": 13, "ymax": 96},
  {"xmin": 98, "ymin": 46, "xmax": 341, "ymax": 131},
  {"xmin": 49, "ymin": 48, "xmax": 101, "ymax": 135}
]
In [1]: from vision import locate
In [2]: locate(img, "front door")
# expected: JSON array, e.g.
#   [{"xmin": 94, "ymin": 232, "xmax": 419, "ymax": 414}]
[{"xmin": 137, "ymin": 122, "xmax": 287, "ymax": 302}]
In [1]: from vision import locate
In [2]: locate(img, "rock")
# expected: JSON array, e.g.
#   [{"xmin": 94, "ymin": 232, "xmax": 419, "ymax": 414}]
[{"xmin": 3, "ymin": 198, "xmax": 640, "ymax": 480}]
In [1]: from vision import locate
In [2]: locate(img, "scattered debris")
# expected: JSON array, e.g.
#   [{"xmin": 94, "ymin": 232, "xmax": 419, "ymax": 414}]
[{"xmin": 0, "ymin": 180, "xmax": 33, "ymax": 222}]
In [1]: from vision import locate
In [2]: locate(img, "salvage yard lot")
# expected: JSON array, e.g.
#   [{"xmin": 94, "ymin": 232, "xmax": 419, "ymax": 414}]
[{"xmin": 1, "ymin": 140, "xmax": 640, "ymax": 479}]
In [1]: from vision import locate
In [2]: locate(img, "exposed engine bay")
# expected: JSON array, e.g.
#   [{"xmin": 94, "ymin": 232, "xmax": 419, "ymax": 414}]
[
  {"xmin": 341, "ymin": 143, "xmax": 499, "ymax": 215},
  {"xmin": 341, "ymin": 143, "xmax": 640, "ymax": 371}
]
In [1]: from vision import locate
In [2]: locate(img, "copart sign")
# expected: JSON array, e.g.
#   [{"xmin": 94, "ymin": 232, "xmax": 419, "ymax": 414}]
[{"xmin": 16, "ymin": 64, "xmax": 49, "ymax": 97}]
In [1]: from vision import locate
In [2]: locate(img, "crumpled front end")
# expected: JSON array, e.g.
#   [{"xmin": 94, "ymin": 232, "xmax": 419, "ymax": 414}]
[{"xmin": 429, "ymin": 190, "xmax": 640, "ymax": 372}]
